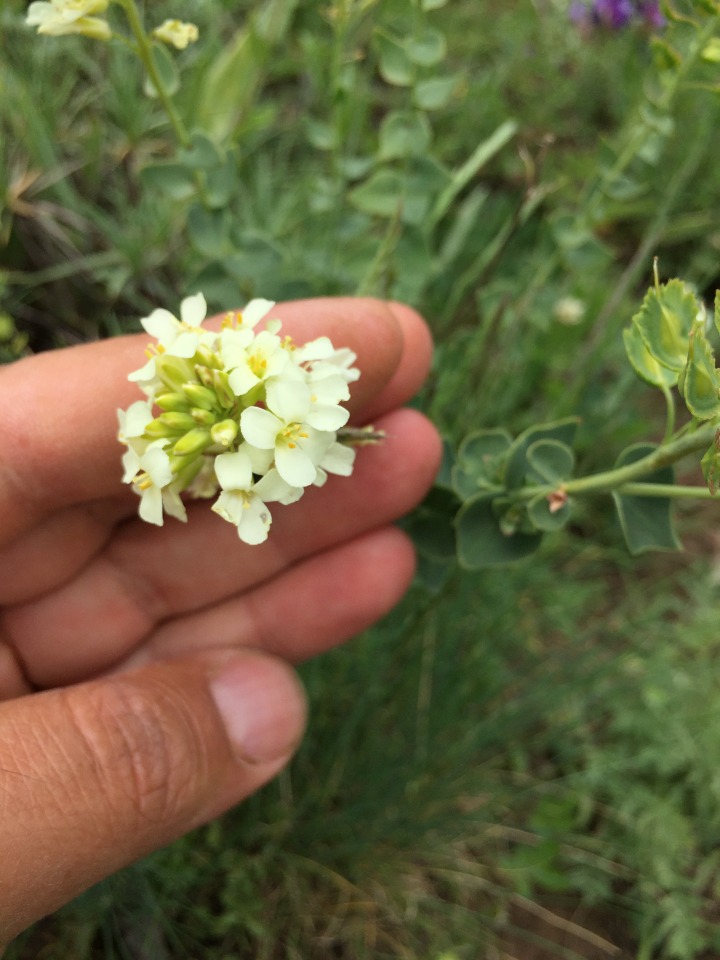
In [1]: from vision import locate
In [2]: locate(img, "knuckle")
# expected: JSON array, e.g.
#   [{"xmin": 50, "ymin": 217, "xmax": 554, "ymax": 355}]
[{"xmin": 63, "ymin": 678, "xmax": 211, "ymax": 830}]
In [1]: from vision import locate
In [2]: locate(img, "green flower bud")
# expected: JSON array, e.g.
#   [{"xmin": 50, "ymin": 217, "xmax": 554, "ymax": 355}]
[
  {"xmin": 191, "ymin": 407, "xmax": 216, "ymax": 426},
  {"xmin": 210, "ymin": 418, "xmax": 239, "ymax": 448},
  {"xmin": 156, "ymin": 355, "xmax": 196, "ymax": 390},
  {"xmin": 155, "ymin": 392, "xmax": 191, "ymax": 412},
  {"xmin": 181, "ymin": 383, "xmax": 217, "ymax": 409},
  {"xmin": 173, "ymin": 428, "xmax": 213, "ymax": 456},
  {"xmin": 159, "ymin": 412, "xmax": 198, "ymax": 432}
]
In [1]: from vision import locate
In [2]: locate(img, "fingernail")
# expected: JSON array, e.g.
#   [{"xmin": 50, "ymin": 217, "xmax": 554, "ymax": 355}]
[{"xmin": 209, "ymin": 654, "xmax": 307, "ymax": 764}]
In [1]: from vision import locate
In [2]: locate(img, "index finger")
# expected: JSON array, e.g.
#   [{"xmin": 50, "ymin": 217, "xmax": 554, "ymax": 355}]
[{"xmin": 0, "ymin": 297, "xmax": 432, "ymax": 546}]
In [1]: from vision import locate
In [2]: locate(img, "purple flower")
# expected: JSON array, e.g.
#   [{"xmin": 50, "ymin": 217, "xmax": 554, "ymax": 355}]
[
  {"xmin": 569, "ymin": 0, "xmax": 666, "ymax": 31},
  {"xmin": 593, "ymin": 0, "xmax": 635, "ymax": 28},
  {"xmin": 638, "ymin": 1, "xmax": 666, "ymax": 28}
]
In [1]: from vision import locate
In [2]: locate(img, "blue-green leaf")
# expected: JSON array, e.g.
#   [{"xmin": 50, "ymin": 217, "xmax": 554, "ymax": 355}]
[
  {"xmin": 612, "ymin": 443, "xmax": 680, "ymax": 554},
  {"xmin": 378, "ymin": 110, "xmax": 432, "ymax": 160},
  {"xmin": 527, "ymin": 493, "xmax": 571, "ymax": 532},
  {"xmin": 456, "ymin": 494, "xmax": 543, "ymax": 569},
  {"xmin": 525, "ymin": 439, "xmax": 575, "ymax": 485},
  {"xmin": 504, "ymin": 418, "xmax": 580, "ymax": 490},
  {"xmin": 452, "ymin": 428, "xmax": 512, "ymax": 499}
]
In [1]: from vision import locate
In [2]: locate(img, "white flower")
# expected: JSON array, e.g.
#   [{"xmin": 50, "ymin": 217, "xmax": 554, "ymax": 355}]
[
  {"xmin": 314, "ymin": 442, "xmax": 357, "ymax": 486},
  {"xmin": 223, "ymin": 329, "xmax": 291, "ymax": 397},
  {"xmin": 211, "ymin": 450, "xmax": 301, "ymax": 545},
  {"xmin": 233, "ymin": 298, "xmax": 276, "ymax": 334},
  {"xmin": 142, "ymin": 292, "xmax": 209, "ymax": 358},
  {"xmin": 152, "ymin": 19, "xmax": 199, "ymax": 50},
  {"xmin": 130, "ymin": 445, "xmax": 174, "ymax": 526},
  {"xmin": 117, "ymin": 400, "xmax": 153, "ymax": 442},
  {"xmin": 128, "ymin": 294, "xmax": 211, "ymax": 394},
  {"xmin": 306, "ymin": 346, "xmax": 361, "ymax": 384},
  {"xmin": 26, "ymin": 0, "xmax": 111, "ymax": 39},
  {"xmin": 240, "ymin": 380, "xmax": 337, "ymax": 487}
]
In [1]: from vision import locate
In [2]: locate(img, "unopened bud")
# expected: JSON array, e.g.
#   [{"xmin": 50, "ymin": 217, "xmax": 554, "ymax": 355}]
[
  {"xmin": 211, "ymin": 418, "xmax": 239, "ymax": 448},
  {"xmin": 191, "ymin": 407, "xmax": 216, "ymax": 426},
  {"xmin": 156, "ymin": 355, "xmax": 195, "ymax": 390},
  {"xmin": 173, "ymin": 427, "xmax": 213, "ymax": 456},
  {"xmin": 182, "ymin": 383, "xmax": 217, "ymax": 409},
  {"xmin": 159, "ymin": 412, "xmax": 198, "ymax": 432},
  {"xmin": 155, "ymin": 392, "xmax": 190, "ymax": 412}
]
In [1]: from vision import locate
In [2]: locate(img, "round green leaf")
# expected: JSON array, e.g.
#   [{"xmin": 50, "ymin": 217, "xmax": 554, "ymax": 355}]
[
  {"xmin": 456, "ymin": 494, "xmax": 543, "ymax": 569},
  {"xmin": 525, "ymin": 439, "xmax": 575, "ymax": 485},
  {"xmin": 139, "ymin": 162, "xmax": 196, "ymax": 201},
  {"xmin": 504, "ymin": 419, "xmax": 579, "ymax": 490},
  {"xmin": 611, "ymin": 444, "xmax": 680, "ymax": 555},
  {"xmin": 179, "ymin": 132, "xmax": 224, "ymax": 171},
  {"xmin": 413, "ymin": 76, "xmax": 457, "ymax": 111},
  {"xmin": 527, "ymin": 493, "xmax": 572, "ymax": 532},
  {"xmin": 348, "ymin": 170, "xmax": 404, "ymax": 218},
  {"xmin": 406, "ymin": 28, "xmax": 447, "ymax": 67},
  {"xmin": 456, "ymin": 428, "xmax": 512, "ymax": 489},
  {"xmin": 378, "ymin": 110, "xmax": 432, "ymax": 161},
  {"xmin": 374, "ymin": 33, "xmax": 415, "ymax": 86}
]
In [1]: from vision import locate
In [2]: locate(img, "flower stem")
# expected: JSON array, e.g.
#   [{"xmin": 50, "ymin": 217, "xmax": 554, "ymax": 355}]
[
  {"xmin": 616, "ymin": 483, "xmax": 716, "ymax": 500},
  {"xmin": 113, "ymin": 0, "xmax": 191, "ymax": 149}
]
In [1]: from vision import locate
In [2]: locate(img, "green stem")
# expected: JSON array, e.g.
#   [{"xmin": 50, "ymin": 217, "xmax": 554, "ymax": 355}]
[
  {"xmin": 113, "ymin": 0, "xmax": 191, "ymax": 149},
  {"xmin": 506, "ymin": 421, "xmax": 718, "ymax": 503},
  {"xmin": 617, "ymin": 483, "xmax": 716, "ymax": 500},
  {"xmin": 563, "ymin": 423, "xmax": 716, "ymax": 495},
  {"xmin": 661, "ymin": 383, "xmax": 676, "ymax": 443}
]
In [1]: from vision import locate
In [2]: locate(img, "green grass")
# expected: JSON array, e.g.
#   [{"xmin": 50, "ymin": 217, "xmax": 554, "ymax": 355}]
[{"xmin": 5, "ymin": 0, "xmax": 720, "ymax": 956}]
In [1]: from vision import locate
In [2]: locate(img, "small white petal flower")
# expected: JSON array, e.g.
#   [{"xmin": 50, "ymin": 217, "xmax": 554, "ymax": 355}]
[
  {"xmin": 306, "ymin": 346, "xmax": 361, "ymax": 384},
  {"xmin": 240, "ymin": 400, "xmax": 332, "ymax": 488},
  {"xmin": 226, "ymin": 330, "xmax": 291, "ymax": 397},
  {"xmin": 240, "ymin": 298, "xmax": 276, "ymax": 330},
  {"xmin": 131, "ymin": 445, "xmax": 174, "ymax": 526},
  {"xmin": 180, "ymin": 291, "xmax": 207, "ymax": 327},
  {"xmin": 27, "ymin": 0, "xmax": 110, "ymax": 38},
  {"xmin": 152, "ymin": 19, "xmax": 199, "ymax": 50},
  {"xmin": 142, "ymin": 294, "xmax": 209, "ymax": 360},
  {"xmin": 318, "ymin": 441, "xmax": 356, "ymax": 478},
  {"xmin": 212, "ymin": 450, "xmax": 300, "ymax": 545},
  {"xmin": 117, "ymin": 400, "xmax": 153, "ymax": 441}
]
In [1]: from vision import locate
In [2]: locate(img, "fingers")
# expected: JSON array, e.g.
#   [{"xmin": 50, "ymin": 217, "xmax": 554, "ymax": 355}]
[
  {"xmin": 0, "ymin": 650, "xmax": 306, "ymax": 946},
  {"xmin": 116, "ymin": 525, "xmax": 417, "ymax": 672},
  {"xmin": 4, "ymin": 408, "xmax": 441, "ymax": 687},
  {"xmin": 0, "ymin": 297, "xmax": 431, "ymax": 547}
]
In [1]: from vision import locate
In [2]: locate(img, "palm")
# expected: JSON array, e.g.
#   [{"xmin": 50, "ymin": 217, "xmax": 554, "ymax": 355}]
[{"xmin": 0, "ymin": 299, "xmax": 438, "ymax": 698}]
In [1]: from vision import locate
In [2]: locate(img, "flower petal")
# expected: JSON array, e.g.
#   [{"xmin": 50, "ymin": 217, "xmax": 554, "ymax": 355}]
[
  {"xmin": 214, "ymin": 450, "xmax": 253, "ymax": 491},
  {"xmin": 275, "ymin": 443, "xmax": 317, "ymax": 487},
  {"xmin": 240, "ymin": 407, "xmax": 282, "ymax": 449},
  {"xmin": 180, "ymin": 292, "xmax": 207, "ymax": 327},
  {"xmin": 242, "ymin": 298, "xmax": 275, "ymax": 329}
]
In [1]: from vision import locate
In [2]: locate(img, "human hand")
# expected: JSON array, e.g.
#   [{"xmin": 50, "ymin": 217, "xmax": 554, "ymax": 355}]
[{"xmin": 0, "ymin": 297, "xmax": 440, "ymax": 945}]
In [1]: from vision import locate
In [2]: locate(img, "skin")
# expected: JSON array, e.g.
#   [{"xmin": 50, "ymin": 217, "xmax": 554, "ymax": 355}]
[{"xmin": 0, "ymin": 296, "xmax": 441, "ymax": 946}]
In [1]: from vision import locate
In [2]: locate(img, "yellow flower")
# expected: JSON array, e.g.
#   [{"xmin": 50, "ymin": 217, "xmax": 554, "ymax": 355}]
[
  {"xmin": 152, "ymin": 19, "xmax": 199, "ymax": 50},
  {"xmin": 26, "ymin": 0, "xmax": 111, "ymax": 40}
]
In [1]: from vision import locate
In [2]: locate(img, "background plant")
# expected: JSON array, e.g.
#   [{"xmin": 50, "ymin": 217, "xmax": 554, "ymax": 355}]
[{"xmin": 5, "ymin": 0, "xmax": 720, "ymax": 957}]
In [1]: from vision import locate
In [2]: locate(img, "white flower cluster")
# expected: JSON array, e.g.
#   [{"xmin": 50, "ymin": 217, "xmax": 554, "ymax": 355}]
[{"xmin": 118, "ymin": 294, "xmax": 360, "ymax": 545}]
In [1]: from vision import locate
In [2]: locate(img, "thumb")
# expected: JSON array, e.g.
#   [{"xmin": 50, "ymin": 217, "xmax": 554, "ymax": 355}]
[{"xmin": 0, "ymin": 650, "xmax": 306, "ymax": 945}]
